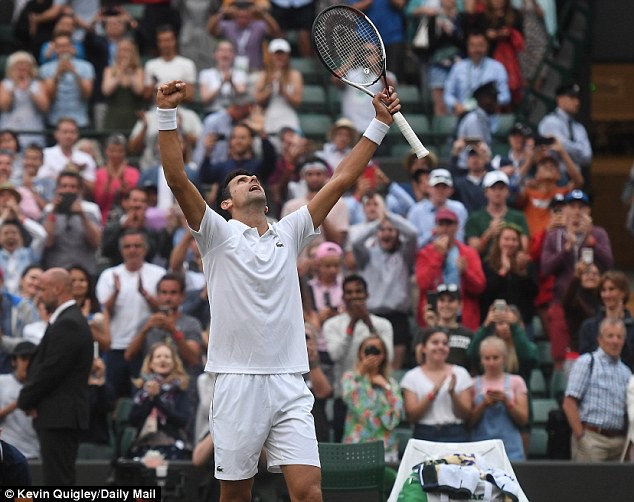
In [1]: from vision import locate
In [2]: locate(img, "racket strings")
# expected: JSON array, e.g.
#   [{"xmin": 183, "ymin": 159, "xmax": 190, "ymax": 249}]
[{"xmin": 313, "ymin": 9, "xmax": 385, "ymax": 86}]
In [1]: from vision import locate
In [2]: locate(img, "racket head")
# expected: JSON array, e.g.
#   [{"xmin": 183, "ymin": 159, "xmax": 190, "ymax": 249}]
[{"xmin": 312, "ymin": 5, "xmax": 387, "ymax": 89}]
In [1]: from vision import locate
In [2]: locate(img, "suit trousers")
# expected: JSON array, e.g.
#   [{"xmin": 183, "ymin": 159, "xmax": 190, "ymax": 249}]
[{"xmin": 37, "ymin": 428, "xmax": 80, "ymax": 485}]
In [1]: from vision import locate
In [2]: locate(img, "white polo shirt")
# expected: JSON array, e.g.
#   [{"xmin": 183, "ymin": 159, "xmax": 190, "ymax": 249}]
[
  {"xmin": 38, "ymin": 145, "xmax": 97, "ymax": 183},
  {"xmin": 193, "ymin": 205, "xmax": 318, "ymax": 374}
]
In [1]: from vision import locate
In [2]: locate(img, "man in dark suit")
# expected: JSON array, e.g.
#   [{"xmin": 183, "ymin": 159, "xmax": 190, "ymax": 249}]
[{"xmin": 17, "ymin": 268, "xmax": 93, "ymax": 486}]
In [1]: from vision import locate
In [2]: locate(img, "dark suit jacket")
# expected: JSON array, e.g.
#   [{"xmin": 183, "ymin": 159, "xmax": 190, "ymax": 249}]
[{"xmin": 17, "ymin": 304, "xmax": 93, "ymax": 430}]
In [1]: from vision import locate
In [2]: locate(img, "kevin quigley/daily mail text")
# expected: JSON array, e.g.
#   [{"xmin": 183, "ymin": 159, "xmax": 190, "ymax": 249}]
[{"xmin": 12, "ymin": 488, "xmax": 159, "ymax": 501}]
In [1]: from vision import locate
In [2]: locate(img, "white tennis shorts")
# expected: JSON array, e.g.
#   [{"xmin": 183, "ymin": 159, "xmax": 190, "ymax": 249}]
[{"xmin": 208, "ymin": 372, "xmax": 320, "ymax": 480}]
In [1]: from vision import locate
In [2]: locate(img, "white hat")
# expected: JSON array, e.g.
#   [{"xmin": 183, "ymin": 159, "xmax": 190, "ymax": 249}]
[
  {"xmin": 429, "ymin": 168, "xmax": 453, "ymax": 187},
  {"xmin": 483, "ymin": 170, "xmax": 510, "ymax": 188},
  {"xmin": 269, "ymin": 39, "xmax": 291, "ymax": 54}
]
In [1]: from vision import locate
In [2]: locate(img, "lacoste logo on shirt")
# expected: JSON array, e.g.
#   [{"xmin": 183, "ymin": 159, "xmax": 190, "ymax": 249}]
[
  {"xmin": 276, "ymin": 242, "xmax": 284, "ymax": 247},
  {"xmin": 217, "ymin": 466, "xmax": 224, "ymax": 472}
]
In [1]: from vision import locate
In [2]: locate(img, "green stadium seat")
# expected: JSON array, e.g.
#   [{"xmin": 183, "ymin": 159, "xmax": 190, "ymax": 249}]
[
  {"xmin": 397, "ymin": 85, "xmax": 424, "ymax": 113},
  {"xmin": 300, "ymin": 84, "xmax": 328, "ymax": 113},
  {"xmin": 432, "ymin": 115, "xmax": 458, "ymax": 136},
  {"xmin": 291, "ymin": 57, "xmax": 325, "ymax": 85},
  {"xmin": 299, "ymin": 113, "xmax": 332, "ymax": 142},
  {"xmin": 529, "ymin": 368, "xmax": 548, "ymax": 397},
  {"xmin": 497, "ymin": 114, "xmax": 517, "ymax": 136},
  {"xmin": 549, "ymin": 369, "xmax": 567, "ymax": 403},
  {"xmin": 532, "ymin": 398, "xmax": 558, "ymax": 425},
  {"xmin": 528, "ymin": 427, "xmax": 549, "ymax": 458}
]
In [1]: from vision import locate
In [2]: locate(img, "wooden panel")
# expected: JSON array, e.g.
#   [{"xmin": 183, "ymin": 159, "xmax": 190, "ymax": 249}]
[
  {"xmin": 591, "ymin": 64, "xmax": 634, "ymax": 121},
  {"xmin": 590, "ymin": 156, "xmax": 634, "ymax": 269}
]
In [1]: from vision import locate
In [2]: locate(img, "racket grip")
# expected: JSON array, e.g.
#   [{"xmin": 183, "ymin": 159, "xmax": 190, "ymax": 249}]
[{"xmin": 392, "ymin": 112, "xmax": 429, "ymax": 159}]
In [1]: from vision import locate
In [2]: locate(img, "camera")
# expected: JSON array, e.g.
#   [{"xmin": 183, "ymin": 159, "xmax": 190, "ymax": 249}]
[
  {"xmin": 158, "ymin": 306, "xmax": 172, "ymax": 315},
  {"xmin": 55, "ymin": 193, "xmax": 77, "ymax": 213},
  {"xmin": 494, "ymin": 299, "xmax": 507, "ymax": 312},
  {"xmin": 364, "ymin": 345, "xmax": 382, "ymax": 357},
  {"xmin": 535, "ymin": 135, "xmax": 555, "ymax": 146},
  {"xmin": 581, "ymin": 247, "xmax": 594, "ymax": 264}
]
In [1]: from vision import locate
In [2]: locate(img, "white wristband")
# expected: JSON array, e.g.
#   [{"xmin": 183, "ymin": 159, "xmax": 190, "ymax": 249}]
[
  {"xmin": 362, "ymin": 118, "xmax": 390, "ymax": 145},
  {"xmin": 157, "ymin": 107, "xmax": 177, "ymax": 131}
]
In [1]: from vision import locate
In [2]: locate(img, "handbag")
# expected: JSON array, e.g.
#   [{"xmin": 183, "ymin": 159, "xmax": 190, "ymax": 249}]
[
  {"xmin": 412, "ymin": 16, "xmax": 430, "ymax": 49},
  {"xmin": 138, "ymin": 407, "xmax": 158, "ymax": 440}
]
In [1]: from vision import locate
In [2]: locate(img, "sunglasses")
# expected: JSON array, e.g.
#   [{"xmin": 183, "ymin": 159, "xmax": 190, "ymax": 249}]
[{"xmin": 437, "ymin": 283, "xmax": 459, "ymax": 294}]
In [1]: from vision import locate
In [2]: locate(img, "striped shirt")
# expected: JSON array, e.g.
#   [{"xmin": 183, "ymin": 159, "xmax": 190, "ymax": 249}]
[{"xmin": 565, "ymin": 348, "xmax": 631, "ymax": 430}]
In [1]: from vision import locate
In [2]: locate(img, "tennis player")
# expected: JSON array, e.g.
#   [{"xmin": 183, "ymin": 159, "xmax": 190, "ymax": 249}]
[{"xmin": 156, "ymin": 80, "xmax": 400, "ymax": 502}]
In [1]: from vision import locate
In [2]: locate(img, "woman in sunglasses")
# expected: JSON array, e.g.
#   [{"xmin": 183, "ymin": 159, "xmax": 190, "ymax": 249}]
[
  {"xmin": 341, "ymin": 335, "xmax": 403, "ymax": 462},
  {"xmin": 401, "ymin": 328, "xmax": 472, "ymax": 441}
]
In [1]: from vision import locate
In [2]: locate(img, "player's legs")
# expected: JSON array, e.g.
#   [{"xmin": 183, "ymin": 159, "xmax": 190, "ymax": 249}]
[
  {"xmin": 219, "ymin": 478, "xmax": 254, "ymax": 502},
  {"xmin": 281, "ymin": 464, "xmax": 322, "ymax": 502}
]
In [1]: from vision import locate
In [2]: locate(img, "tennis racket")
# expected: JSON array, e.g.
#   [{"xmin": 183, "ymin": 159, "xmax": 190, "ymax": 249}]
[{"xmin": 312, "ymin": 5, "xmax": 429, "ymax": 158}]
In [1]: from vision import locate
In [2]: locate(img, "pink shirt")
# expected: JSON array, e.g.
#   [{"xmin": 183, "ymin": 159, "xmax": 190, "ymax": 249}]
[{"xmin": 94, "ymin": 166, "xmax": 140, "ymax": 225}]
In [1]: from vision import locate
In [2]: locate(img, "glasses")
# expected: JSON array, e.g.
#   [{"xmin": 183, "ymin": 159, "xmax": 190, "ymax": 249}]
[{"xmin": 437, "ymin": 283, "xmax": 459, "ymax": 294}]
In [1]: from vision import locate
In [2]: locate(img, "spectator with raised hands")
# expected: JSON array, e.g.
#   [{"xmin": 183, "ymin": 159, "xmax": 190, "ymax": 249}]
[
  {"xmin": 254, "ymin": 38, "xmax": 303, "ymax": 136},
  {"xmin": 401, "ymin": 327, "xmax": 473, "ymax": 441},
  {"xmin": 39, "ymin": 31, "xmax": 95, "ymax": 129},
  {"xmin": 0, "ymin": 52, "xmax": 49, "ymax": 149},
  {"xmin": 41, "ymin": 170, "xmax": 102, "ymax": 276},
  {"xmin": 199, "ymin": 40, "xmax": 249, "ymax": 114},
  {"xmin": 207, "ymin": 0, "xmax": 282, "ymax": 74}
]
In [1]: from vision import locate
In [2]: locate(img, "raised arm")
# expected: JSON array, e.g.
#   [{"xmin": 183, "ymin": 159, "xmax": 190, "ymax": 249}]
[
  {"xmin": 307, "ymin": 90, "xmax": 399, "ymax": 229},
  {"xmin": 157, "ymin": 81, "xmax": 207, "ymax": 231}
]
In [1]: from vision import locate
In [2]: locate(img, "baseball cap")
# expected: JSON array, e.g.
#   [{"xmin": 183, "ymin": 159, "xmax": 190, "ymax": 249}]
[
  {"xmin": 549, "ymin": 193, "xmax": 566, "ymax": 209},
  {"xmin": 435, "ymin": 207, "xmax": 458, "ymax": 223},
  {"xmin": 556, "ymin": 82, "xmax": 581, "ymax": 98},
  {"xmin": 565, "ymin": 189, "xmax": 590, "ymax": 205},
  {"xmin": 429, "ymin": 168, "xmax": 453, "ymax": 187},
  {"xmin": 12, "ymin": 340, "xmax": 37, "ymax": 357},
  {"xmin": 436, "ymin": 283, "xmax": 460, "ymax": 299},
  {"xmin": 314, "ymin": 241, "xmax": 342, "ymax": 260},
  {"xmin": 269, "ymin": 39, "xmax": 291, "ymax": 54},
  {"xmin": 0, "ymin": 182, "xmax": 21, "ymax": 202},
  {"xmin": 483, "ymin": 170, "xmax": 510, "ymax": 188},
  {"xmin": 509, "ymin": 122, "xmax": 529, "ymax": 136}
]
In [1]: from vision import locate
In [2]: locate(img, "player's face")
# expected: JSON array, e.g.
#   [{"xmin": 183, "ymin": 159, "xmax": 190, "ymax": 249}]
[
  {"xmin": 226, "ymin": 174, "xmax": 266, "ymax": 210},
  {"xmin": 150, "ymin": 345, "xmax": 175, "ymax": 376}
]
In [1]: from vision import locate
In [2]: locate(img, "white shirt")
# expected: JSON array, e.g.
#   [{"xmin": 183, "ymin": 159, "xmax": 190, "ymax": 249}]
[
  {"xmin": 48, "ymin": 299, "xmax": 76, "ymax": 324},
  {"xmin": 144, "ymin": 55, "xmax": 197, "ymax": 87},
  {"xmin": 38, "ymin": 145, "xmax": 97, "ymax": 182},
  {"xmin": 323, "ymin": 312, "xmax": 394, "ymax": 397},
  {"xmin": 400, "ymin": 364, "xmax": 472, "ymax": 425},
  {"xmin": 95, "ymin": 263, "xmax": 166, "ymax": 349},
  {"xmin": 192, "ymin": 205, "xmax": 318, "ymax": 374}
]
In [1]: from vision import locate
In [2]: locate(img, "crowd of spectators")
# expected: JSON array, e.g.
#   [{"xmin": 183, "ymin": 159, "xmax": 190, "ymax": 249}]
[{"xmin": 0, "ymin": 0, "xmax": 631, "ymax": 479}]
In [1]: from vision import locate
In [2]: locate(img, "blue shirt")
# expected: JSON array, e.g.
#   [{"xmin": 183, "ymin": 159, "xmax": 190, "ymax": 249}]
[
  {"xmin": 443, "ymin": 57, "xmax": 510, "ymax": 112},
  {"xmin": 39, "ymin": 58, "xmax": 95, "ymax": 127},
  {"xmin": 192, "ymin": 110, "xmax": 233, "ymax": 168},
  {"xmin": 538, "ymin": 107, "xmax": 593, "ymax": 168},
  {"xmin": 565, "ymin": 348, "xmax": 631, "ymax": 430},
  {"xmin": 351, "ymin": 0, "xmax": 406, "ymax": 46},
  {"xmin": 406, "ymin": 198, "xmax": 468, "ymax": 248}
]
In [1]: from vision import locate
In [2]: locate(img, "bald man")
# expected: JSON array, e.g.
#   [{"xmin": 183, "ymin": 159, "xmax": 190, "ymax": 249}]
[{"xmin": 18, "ymin": 268, "xmax": 93, "ymax": 486}]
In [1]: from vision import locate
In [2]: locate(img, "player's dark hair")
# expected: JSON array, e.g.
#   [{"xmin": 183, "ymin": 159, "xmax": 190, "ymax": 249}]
[{"xmin": 220, "ymin": 169, "xmax": 251, "ymax": 203}]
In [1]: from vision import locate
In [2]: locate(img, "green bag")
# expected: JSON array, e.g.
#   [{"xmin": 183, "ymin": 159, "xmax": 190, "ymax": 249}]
[{"xmin": 397, "ymin": 471, "xmax": 427, "ymax": 502}]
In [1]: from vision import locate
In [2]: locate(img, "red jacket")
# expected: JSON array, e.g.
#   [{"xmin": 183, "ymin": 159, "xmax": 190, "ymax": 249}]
[{"xmin": 415, "ymin": 241, "xmax": 486, "ymax": 331}]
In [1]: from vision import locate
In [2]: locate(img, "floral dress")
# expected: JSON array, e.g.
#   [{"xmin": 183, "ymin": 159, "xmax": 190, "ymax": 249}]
[{"xmin": 341, "ymin": 371, "xmax": 403, "ymax": 463}]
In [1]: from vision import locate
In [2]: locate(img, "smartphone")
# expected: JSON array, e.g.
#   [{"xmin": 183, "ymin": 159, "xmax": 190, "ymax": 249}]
[
  {"xmin": 464, "ymin": 137, "xmax": 481, "ymax": 146},
  {"xmin": 494, "ymin": 299, "xmax": 507, "ymax": 312},
  {"xmin": 535, "ymin": 135, "xmax": 555, "ymax": 146},
  {"xmin": 427, "ymin": 291, "xmax": 438, "ymax": 312},
  {"xmin": 581, "ymin": 247, "xmax": 594, "ymax": 264},
  {"xmin": 362, "ymin": 165, "xmax": 378, "ymax": 189},
  {"xmin": 158, "ymin": 306, "xmax": 171, "ymax": 315},
  {"xmin": 93, "ymin": 341, "xmax": 99, "ymax": 359}
]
